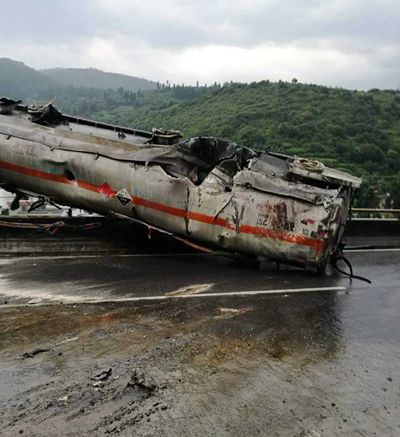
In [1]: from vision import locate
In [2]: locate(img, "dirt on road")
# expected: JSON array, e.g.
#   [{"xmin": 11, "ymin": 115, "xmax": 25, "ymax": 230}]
[{"xmin": 1, "ymin": 289, "xmax": 399, "ymax": 436}]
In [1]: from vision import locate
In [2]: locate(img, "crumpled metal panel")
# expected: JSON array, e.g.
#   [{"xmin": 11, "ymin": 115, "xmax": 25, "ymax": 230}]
[
  {"xmin": 234, "ymin": 170, "xmax": 339, "ymax": 205},
  {"xmin": 0, "ymin": 102, "xmax": 361, "ymax": 269}
]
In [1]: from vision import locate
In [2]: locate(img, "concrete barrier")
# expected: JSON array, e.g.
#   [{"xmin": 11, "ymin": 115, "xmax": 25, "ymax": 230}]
[
  {"xmin": 0, "ymin": 216, "xmax": 190, "ymax": 255},
  {"xmin": 345, "ymin": 218, "xmax": 400, "ymax": 236}
]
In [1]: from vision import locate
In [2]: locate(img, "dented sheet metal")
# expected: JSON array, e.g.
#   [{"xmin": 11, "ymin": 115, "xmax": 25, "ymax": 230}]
[{"xmin": 0, "ymin": 99, "xmax": 361, "ymax": 269}]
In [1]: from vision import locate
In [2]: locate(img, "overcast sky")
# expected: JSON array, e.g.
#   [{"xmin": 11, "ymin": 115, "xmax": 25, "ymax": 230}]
[{"xmin": 0, "ymin": 0, "xmax": 399, "ymax": 89}]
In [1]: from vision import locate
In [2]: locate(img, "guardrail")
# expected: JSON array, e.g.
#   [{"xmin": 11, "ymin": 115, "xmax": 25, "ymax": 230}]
[{"xmin": 351, "ymin": 208, "xmax": 400, "ymax": 218}]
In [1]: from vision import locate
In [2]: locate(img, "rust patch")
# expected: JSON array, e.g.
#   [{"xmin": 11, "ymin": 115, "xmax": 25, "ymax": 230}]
[{"xmin": 257, "ymin": 201, "xmax": 294, "ymax": 232}]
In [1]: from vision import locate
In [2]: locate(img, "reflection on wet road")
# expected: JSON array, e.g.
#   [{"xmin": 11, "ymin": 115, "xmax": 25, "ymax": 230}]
[
  {"xmin": 1, "ymin": 250, "xmax": 397, "ymax": 305},
  {"xmin": 0, "ymin": 250, "xmax": 399, "ymax": 435}
]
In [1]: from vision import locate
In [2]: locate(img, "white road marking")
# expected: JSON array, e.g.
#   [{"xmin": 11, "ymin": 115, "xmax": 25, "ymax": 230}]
[
  {"xmin": 1, "ymin": 253, "xmax": 209, "ymax": 261},
  {"xmin": 345, "ymin": 248, "xmax": 400, "ymax": 253},
  {"xmin": 2, "ymin": 247, "xmax": 400, "ymax": 261},
  {"xmin": 166, "ymin": 283, "xmax": 214, "ymax": 296},
  {"xmin": 0, "ymin": 286, "xmax": 347, "ymax": 308},
  {"xmin": 82, "ymin": 286, "xmax": 347, "ymax": 303}
]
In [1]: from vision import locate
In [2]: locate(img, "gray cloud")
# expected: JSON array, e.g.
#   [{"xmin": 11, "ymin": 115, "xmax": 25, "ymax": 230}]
[
  {"xmin": 0, "ymin": 0, "xmax": 100, "ymax": 42},
  {"xmin": 94, "ymin": 0, "xmax": 400, "ymax": 48},
  {"xmin": 0, "ymin": 0, "xmax": 399, "ymax": 89}
]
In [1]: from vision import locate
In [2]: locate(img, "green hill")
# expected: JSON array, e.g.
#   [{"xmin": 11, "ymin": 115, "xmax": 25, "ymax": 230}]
[
  {"xmin": 90, "ymin": 81, "xmax": 400, "ymax": 207},
  {"xmin": 102, "ymin": 81, "xmax": 400, "ymax": 164},
  {"xmin": 41, "ymin": 67, "xmax": 157, "ymax": 92},
  {"xmin": 0, "ymin": 59, "xmax": 158, "ymax": 113},
  {"xmin": 0, "ymin": 58, "xmax": 58, "ymax": 99}
]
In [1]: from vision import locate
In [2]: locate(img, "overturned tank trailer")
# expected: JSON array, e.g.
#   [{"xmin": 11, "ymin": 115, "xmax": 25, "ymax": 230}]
[{"xmin": 0, "ymin": 98, "xmax": 361, "ymax": 269}]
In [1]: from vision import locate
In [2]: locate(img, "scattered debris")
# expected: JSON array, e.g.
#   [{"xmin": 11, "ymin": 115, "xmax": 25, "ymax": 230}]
[
  {"xmin": 126, "ymin": 369, "xmax": 157, "ymax": 393},
  {"xmin": 215, "ymin": 306, "xmax": 255, "ymax": 318},
  {"xmin": 216, "ymin": 306, "xmax": 254, "ymax": 314},
  {"xmin": 166, "ymin": 283, "xmax": 213, "ymax": 297},
  {"xmin": 56, "ymin": 336, "xmax": 79, "ymax": 346},
  {"xmin": 91, "ymin": 368, "xmax": 112, "ymax": 382},
  {"xmin": 19, "ymin": 347, "xmax": 50, "ymax": 359}
]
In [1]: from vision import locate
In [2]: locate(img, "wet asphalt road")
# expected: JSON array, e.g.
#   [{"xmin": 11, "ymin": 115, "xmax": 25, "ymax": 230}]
[
  {"xmin": 0, "ymin": 249, "xmax": 398, "ymax": 305},
  {"xmin": 0, "ymin": 249, "xmax": 400, "ymax": 436}
]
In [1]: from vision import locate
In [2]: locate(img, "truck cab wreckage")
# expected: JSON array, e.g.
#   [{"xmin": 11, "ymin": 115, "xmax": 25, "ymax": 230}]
[{"xmin": 0, "ymin": 97, "xmax": 361, "ymax": 271}]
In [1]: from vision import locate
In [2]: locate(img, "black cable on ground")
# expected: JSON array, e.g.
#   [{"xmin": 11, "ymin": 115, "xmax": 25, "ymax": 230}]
[
  {"xmin": 344, "ymin": 245, "xmax": 400, "ymax": 250},
  {"xmin": 332, "ymin": 248, "xmax": 372, "ymax": 284}
]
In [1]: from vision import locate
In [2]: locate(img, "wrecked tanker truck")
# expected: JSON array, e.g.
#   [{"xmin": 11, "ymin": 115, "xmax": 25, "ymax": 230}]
[{"xmin": 0, "ymin": 97, "xmax": 361, "ymax": 270}]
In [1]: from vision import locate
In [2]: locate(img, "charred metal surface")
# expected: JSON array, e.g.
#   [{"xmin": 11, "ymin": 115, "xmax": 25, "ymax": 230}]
[{"xmin": 0, "ymin": 99, "xmax": 361, "ymax": 269}]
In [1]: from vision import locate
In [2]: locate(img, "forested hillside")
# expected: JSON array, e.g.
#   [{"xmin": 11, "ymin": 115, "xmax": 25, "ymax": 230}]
[
  {"xmin": 41, "ymin": 67, "xmax": 157, "ymax": 92},
  {"xmin": 0, "ymin": 58, "xmax": 156, "ymax": 101},
  {"xmin": 91, "ymin": 82, "xmax": 400, "ymax": 208},
  {"xmin": 0, "ymin": 58, "xmax": 58, "ymax": 99},
  {"xmin": 1, "ymin": 58, "xmax": 400, "ymax": 207}
]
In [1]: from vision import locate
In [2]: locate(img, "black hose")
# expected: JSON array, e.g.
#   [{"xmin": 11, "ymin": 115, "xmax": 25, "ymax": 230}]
[{"xmin": 332, "ymin": 252, "xmax": 372, "ymax": 284}]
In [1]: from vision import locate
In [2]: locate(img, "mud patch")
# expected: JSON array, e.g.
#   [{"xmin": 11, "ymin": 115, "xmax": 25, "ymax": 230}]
[{"xmin": 1, "ymin": 284, "xmax": 399, "ymax": 436}]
